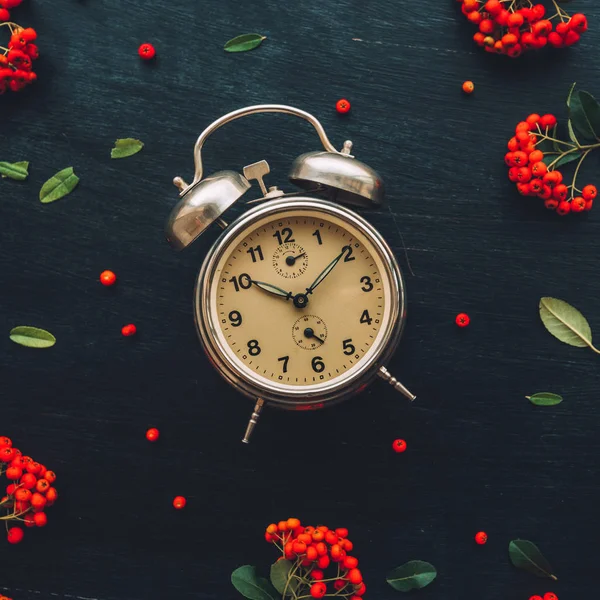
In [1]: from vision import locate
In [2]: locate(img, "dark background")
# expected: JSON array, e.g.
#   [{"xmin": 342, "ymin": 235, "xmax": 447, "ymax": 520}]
[{"xmin": 1, "ymin": 1, "xmax": 599, "ymax": 599}]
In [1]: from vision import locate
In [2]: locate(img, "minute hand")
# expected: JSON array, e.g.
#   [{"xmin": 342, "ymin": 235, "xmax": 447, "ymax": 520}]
[{"xmin": 305, "ymin": 246, "xmax": 350, "ymax": 295}]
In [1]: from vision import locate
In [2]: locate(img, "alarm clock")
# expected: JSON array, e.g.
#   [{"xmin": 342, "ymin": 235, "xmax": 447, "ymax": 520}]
[{"xmin": 165, "ymin": 104, "xmax": 415, "ymax": 443}]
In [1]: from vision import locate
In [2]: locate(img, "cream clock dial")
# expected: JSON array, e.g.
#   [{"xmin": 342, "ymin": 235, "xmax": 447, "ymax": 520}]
[{"xmin": 210, "ymin": 210, "xmax": 389, "ymax": 388}]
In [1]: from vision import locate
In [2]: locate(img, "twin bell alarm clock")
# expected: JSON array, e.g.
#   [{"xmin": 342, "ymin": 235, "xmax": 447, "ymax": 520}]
[{"xmin": 165, "ymin": 104, "xmax": 415, "ymax": 443}]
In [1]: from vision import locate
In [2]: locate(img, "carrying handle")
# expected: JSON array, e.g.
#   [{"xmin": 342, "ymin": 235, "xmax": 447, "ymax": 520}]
[{"xmin": 180, "ymin": 104, "xmax": 345, "ymax": 190}]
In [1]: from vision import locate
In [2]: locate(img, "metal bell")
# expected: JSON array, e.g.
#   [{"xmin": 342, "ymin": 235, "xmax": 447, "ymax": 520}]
[
  {"xmin": 165, "ymin": 171, "xmax": 251, "ymax": 251},
  {"xmin": 289, "ymin": 144, "xmax": 385, "ymax": 208}
]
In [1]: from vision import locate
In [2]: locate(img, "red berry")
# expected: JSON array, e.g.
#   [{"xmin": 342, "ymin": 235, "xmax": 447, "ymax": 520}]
[
  {"xmin": 484, "ymin": 0, "xmax": 502, "ymax": 15},
  {"xmin": 5, "ymin": 466, "xmax": 22, "ymax": 480},
  {"xmin": 310, "ymin": 583, "xmax": 327, "ymax": 599},
  {"xmin": 15, "ymin": 488, "xmax": 31, "ymax": 502},
  {"xmin": 455, "ymin": 313, "xmax": 470, "ymax": 327},
  {"xmin": 553, "ymin": 184, "xmax": 568, "ymax": 201},
  {"xmin": 529, "ymin": 150, "xmax": 543, "ymax": 164},
  {"xmin": 33, "ymin": 511, "xmax": 47, "ymax": 527},
  {"xmin": 145, "ymin": 427, "xmax": 160, "ymax": 442},
  {"xmin": 30, "ymin": 492, "xmax": 47, "ymax": 511},
  {"xmin": 564, "ymin": 30, "xmax": 581, "ymax": 46},
  {"xmin": 570, "ymin": 13, "xmax": 588, "ymax": 33},
  {"xmin": 292, "ymin": 540, "xmax": 307, "ymax": 554},
  {"xmin": 556, "ymin": 200, "xmax": 571, "ymax": 216},
  {"xmin": 0, "ymin": 8, "xmax": 10, "ymax": 21},
  {"xmin": 7, "ymin": 527, "xmax": 24, "ymax": 544},
  {"xmin": 0, "ymin": 437, "xmax": 11, "ymax": 448},
  {"xmin": 44, "ymin": 470, "xmax": 56, "ymax": 484},
  {"xmin": 544, "ymin": 198, "xmax": 559, "ymax": 211},
  {"xmin": 343, "ymin": 556, "xmax": 359, "ymax": 569},
  {"xmin": 348, "ymin": 569, "xmax": 362, "ymax": 585},
  {"xmin": 334, "ymin": 580, "xmax": 347, "ymax": 591},
  {"xmin": 121, "ymin": 324, "xmax": 137, "ymax": 337},
  {"xmin": 474, "ymin": 531, "xmax": 488, "ymax": 545},
  {"xmin": 539, "ymin": 114, "xmax": 557, "ymax": 129},
  {"xmin": 585, "ymin": 198, "xmax": 593, "ymax": 211},
  {"xmin": 138, "ymin": 43, "xmax": 156, "ymax": 60},
  {"xmin": 311, "ymin": 569, "xmax": 324, "ymax": 580},
  {"xmin": 582, "ymin": 184, "xmax": 597, "ymax": 200},
  {"xmin": 526, "ymin": 114, "xmax": 541, "ymax": 127},
  {"xmin": 20, "ymin": 473, "xmax": 36, "ymax": 489},
  {"xmin": 462, "ymin": 81, "xmax": 474, "ymax": 95},
  {"xmin": 479, "ymin": 19, "xmax": 494, "ymax": 34},
  {"xmin": 548, "ymin": 32, "xmax": 563, "ymax": 48},
  {"xmin": 517, "ymin": 167, "xmax": 532, "ymax": 183},
  {"xmin": 173, "ymin": 495, "xmax": 186, "ymax": 509},
  {"xmin": 529, "ymin": 596, "xmax": 544, "ymax": 600},
  {"xmin": 543, "ymin": 594, "xmax": 558, "ymax": 600},
  {"xmin": 354, "ymin": 583, "xmax": 366, "ymax": 597},
  {"xmin": 45, "ymin": 487, "xmax": 58, "ymax": 505},
  {"xmin": 392, "ymin": 438, "xmax": 407, "ymax": 453},
  {"xmin": 336, "ymin": 99, "xmax": 351, "ymax": 114},
  {"xmin": 571, "ymin": 197, "xmax": 586, "ymax": 213},
  {"xmin": 100, "ymin": 270, "xmax": 117, "ymax": 286},
  {"xmin": 317, "ymin": 554, "xmax": 330, "ymax": 569}
]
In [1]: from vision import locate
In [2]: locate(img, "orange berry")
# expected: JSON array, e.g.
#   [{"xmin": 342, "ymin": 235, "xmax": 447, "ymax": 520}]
[
  {"xmin": 462, "ymin": 80, "xmax": 474, "ymax": 94},
  {"xmin": 278, "ymin": 520, "xmax": 288, "ymax": 532},
  {"xmin": 172, "ymin": 495, "xmax": 187, "ymax": 510},
  {"xmin": 287, "ymin": 517, "xmax": 300, "ymax": 529},
  {"xmin": 99, "ymin": 270, "xmax": 117, "ymax": 286},
  {"xmin": 266, "ymin": 523, "xmax": 278, "ymax": 535},
  {"xmin": 348, "ymin": 569, "xmax": 363, "ymax": 585}
]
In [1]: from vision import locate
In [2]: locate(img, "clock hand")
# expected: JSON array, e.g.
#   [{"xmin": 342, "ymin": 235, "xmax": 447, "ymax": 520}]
[
  {"xmin": 251, "ymin": 279, "xmax": 293, "ymax": 300},
  {"xmin": 304, "ymin": 327, "xmax": 325, "ymax": 344},
  {"xmin": 305, "ymin": 246, "xmax": 351, "ymax": 295},
  {"xmin": 285, "ymin": 252, "xmax": 307, "ymax": 266}
]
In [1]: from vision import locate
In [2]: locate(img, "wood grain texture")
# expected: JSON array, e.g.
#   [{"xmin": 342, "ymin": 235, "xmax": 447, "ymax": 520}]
[{"xmin": 1, "ymin": 1, "xmax": 599, "ymax": 599}]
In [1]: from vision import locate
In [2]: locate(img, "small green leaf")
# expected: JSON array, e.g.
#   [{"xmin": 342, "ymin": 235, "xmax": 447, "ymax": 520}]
[
  {"xmin": 10, "ymin": 326, "xmax": 56, "ymax": 348},
  {"xmin": 39, "ymin": 167, "xmax": 79, "ymax": 204},
  {"xmin": 526, "ymin": 392, "xmax": 563, "ymax": 406},
  {"xmin": 509, "ymin": 539, "xmax": 557, "ymax": 580},
  {"xmin": 0, "ymin": 161, "xmax": 29, "ymax": 181},
  {"xmin": 270, "ymin": 560, "xmax": 298, "ymax": 596},
  {"xmin": 232, "ymin": 566, "xmax": 278, "ymax": 600},
  {"xmin": 111, "ymin": 138, "xmax": 144, "ymax": 159},
  {"xmin": 578, "ymin": 91, "xmax": 600, "ymax": 139},
  {"xmin": 542, "ymin": 151, "xmax": 582, "ymax": 168},
  {"xmin": 567, "ymin": 120, "xmax": 581, "ymax": 146},
  {"xmin": 387, "ymin": 560, "xmax": 437, "ymax": 592},
  {"xmin": 224, "ymin": 33, "xmax": 266, "ymax": 53},
  {"xmin": 539, "ymin": 297, "xmax": 599, "ymax": 354}
]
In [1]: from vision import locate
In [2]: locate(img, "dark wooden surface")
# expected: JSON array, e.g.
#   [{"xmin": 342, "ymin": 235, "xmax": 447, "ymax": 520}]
[{"xmin": 1, "ymin": 1, "xmax": 599, "ymax": 599}]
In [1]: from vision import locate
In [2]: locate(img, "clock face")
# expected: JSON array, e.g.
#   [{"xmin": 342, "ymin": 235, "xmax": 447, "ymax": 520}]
[{"xmin": 205, "ymin": 206, "xmax": 395, "ymax": 393}]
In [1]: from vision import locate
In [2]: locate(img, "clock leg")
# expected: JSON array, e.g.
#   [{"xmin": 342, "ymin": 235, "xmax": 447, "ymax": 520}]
[
  {"xmin": 242, "ymin": 398, "xmax": 265, "ymax": 443},
  {"xmin": 378, "ymin": 367, "xmax": 416, "ymax": 402}
]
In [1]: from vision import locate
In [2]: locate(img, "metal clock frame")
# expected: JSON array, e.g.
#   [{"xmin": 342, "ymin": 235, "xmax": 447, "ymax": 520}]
[{"xmin": 194, "ymin": 196, "xmax": 408, "ymax": 421}]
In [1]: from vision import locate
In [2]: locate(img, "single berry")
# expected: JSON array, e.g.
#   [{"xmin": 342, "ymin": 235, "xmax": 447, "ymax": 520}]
[
  {"xmin": 173, "ymin": 495, "xmax": 187, "ymax": 510},
  {"xmin": 348, "ymin": 569, "xmax": 363, "ymax": 585},
  {"xmin": 100, "ymin": 270, "xmax": 117, "ymax": 286},
  {"xmin": 544, "ymin": 198, "xmax": 559, "ymax": 211},
  {"xmin": 336, "ymin": 99, "xmax": 351, "ymax": 114},
  {"xmin": 310, "ymin": 583, "xmax": 327, "ymax": 599},
  {"xmin": 474, "ymin": 531, "xmax": 488, "ymax": 545},
  {"xmin": 286, "ymin": 517, "xmax": 300, "ymax": 529},
  {"xmin": 462, "ymin": 81, "xmax": 474, "ymax": 94},
  {"xmin": 455, "ymin": 313, "xmax": 470, "ymax": 327},
  {"xmin": 571, "ymin": 197, "xmax": 586, "ymax": 213},
  {"xmin": 556, "ymin": 200, "xmax": 571, "ymax": 216},
  {"xmin": 138, "ymin": 43, "xmax": 156, "ymax": 60},
  {"xmin": 7, "ymin": 527, "xmax": 24, "ymax": 544},
  {"xmin": 145, "ymin": 427, "xmax": 160, "ymax": 442},
  {"xmin": 33, "ymin": 512, "xmax": 47, "ymax": 527},
  {"xmin": 543, "ymin": 594, "xmax": 558, "ymax": 600},
  {"xmin": 392, "ymin": 439, "xmax": 407, "ymax": 453},
  {"xmin": 121, "ymin": 324, "xmax": 137, "ymax": 337},
  {"xmin": 585, "ymin": 198, "xmax": 593, "ymax": 211},
  {"xmin": 529, "ymin": 596, "xmax": 543, "ymax": 600},
  {"xmin": 311, "ymin": 569, "xmax": 324, "ymax": 580},
  {"xmin": 582, "ymin": 184, "xmax": 597, "ymax": 200}
]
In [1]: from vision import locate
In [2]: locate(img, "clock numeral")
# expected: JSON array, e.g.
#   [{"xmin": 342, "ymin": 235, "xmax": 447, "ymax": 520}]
[
  {"xmin": 278, "ymin": 355, "xmax": 289, "ymax": 373},
  {"xmin": 342, "ymin": 339, "xmax": 355, "ymax": 355},
  {"xmin": 312, "ymin": 229, "xmax": 323, "ymax": 245},
  {"xmin": 343, "ymin": 245, "xmax": 355, "ymax": 262},
  {"xmin": 247, "ymin": 339, "xmax": 261, "ymax": 356},
  {"xmin": 273, "ymin": 227, "xmax": 295, "ymax": 245},
  {"xmin": 229, "ymin": 273, "xmax": 252, "ymax": 292},
  {"xmin": 359, "ymin": 309, "xmax": 373, "ymax": 325},
  {"xmin": 311, "ymin": 356, "xmax": 325, "ymax": 373},
  {"xmin": 246, "ymin": 245, "xmax": 264, "ymax": 263},
  {"xmin": 228, "ymin": 310, "xmax": 243, "ymax": 327},
  {"xmin": 360, "ymin": 276, "xmax": 374, "ymax": 292}
]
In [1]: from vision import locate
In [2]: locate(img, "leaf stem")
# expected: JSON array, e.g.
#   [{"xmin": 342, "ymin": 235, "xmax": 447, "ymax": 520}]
[{"xmin": 569, "ymin": 149, "xmax": 590, "ymax": 199}]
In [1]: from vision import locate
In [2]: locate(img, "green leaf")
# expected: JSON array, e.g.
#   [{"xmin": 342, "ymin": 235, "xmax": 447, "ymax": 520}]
[
  {"xmin": 508, "ymin": 540, "xmax": 557, "ymax": 580},
  {"xmin": 111, "ymin": 138, "xmax": 144, "ymax": 159},
  {"xmin": 270, "ymin": 560, "xmax": 298, "ymax": 596},
  {"xmin": 231, "ymin": 566, "xmax": 278, "ymax": 600},
  {"xmin": 539, "ymin": 297, "xmax": 600, "ymax": 354},
  {"xmin": 386, "ymin": 560, "xmax": 437, "ymax": 592},
  {"xmin": 224, "ymin": 33, "xmax": 266, "ymax": 53},
  {"xmin": 567, "ymin": 120, "xmax": 581, "ymax": 146},
  {"xmin": 569, "ymin": 89, "xmax": 598, "ymax": 142},
  {"xmin": 526, "ymin": 392, "xmax": 563, "ymax": 406},
  {"xmin": 578, "ymin": 91, "xmax": 600, "ymax": 139},
  {"xmin": 39, "ymin": 167, "xmax": 79, "ymax": 203},
  {"xmin": 10, "ymin": 326, "xmax": 56, "ymax": 348},
  {"xmin": 542, "ymin": 151, "xmax": 582, "ymax": 168},
  {"xmin": 0, "ymin": 161, "xmax": 29, "ymax": 181}
]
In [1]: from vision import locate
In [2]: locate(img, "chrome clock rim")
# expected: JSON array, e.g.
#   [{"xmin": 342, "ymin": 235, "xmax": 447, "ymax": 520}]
[{"xmin": 194, "ymin": 197, "xmax": 406, "ymax": 409}]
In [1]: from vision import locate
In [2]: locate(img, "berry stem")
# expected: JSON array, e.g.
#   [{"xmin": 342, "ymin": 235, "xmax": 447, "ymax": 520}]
[{"xmin": 569, "ymin": 149, "xmax": 591, "ymax": 199}]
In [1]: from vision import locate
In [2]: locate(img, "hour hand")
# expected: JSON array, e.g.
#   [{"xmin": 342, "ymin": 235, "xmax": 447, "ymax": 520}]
[{"xmin": 251, "ymin": 279, "xmax": 293, "ymax": 300}]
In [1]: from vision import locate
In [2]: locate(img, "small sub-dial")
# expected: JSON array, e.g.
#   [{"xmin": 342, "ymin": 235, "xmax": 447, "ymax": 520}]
[
  {"xmin": 292, "ymin": 315, "xmax": 328, "ymax": 350},
  {"xmin": 273, "ymin": 242, "xmax": 309, "ymax": 279}
]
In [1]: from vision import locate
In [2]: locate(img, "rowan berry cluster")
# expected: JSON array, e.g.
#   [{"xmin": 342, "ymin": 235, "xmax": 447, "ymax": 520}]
[
  {"xmin": 505, "ymin": 114, "xmax": 596, "ymax": 215},
  {"xmin": 265, "ymin": 518, "xmax": 365, "ymax": 599},
  {"xmin": 0, "ymin": 436, "xmax": 58, "ymax": 544},
  {"xmin": 0, "ymin": 0, "xmax": 23, "ymax": 23},
  {"xmin": 458, "ymin": 0, "xmax": 588, "ymax": 57},
  {"xmin": 0, "ymin": 22, "xmax": 39, "ymax": 94}
]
